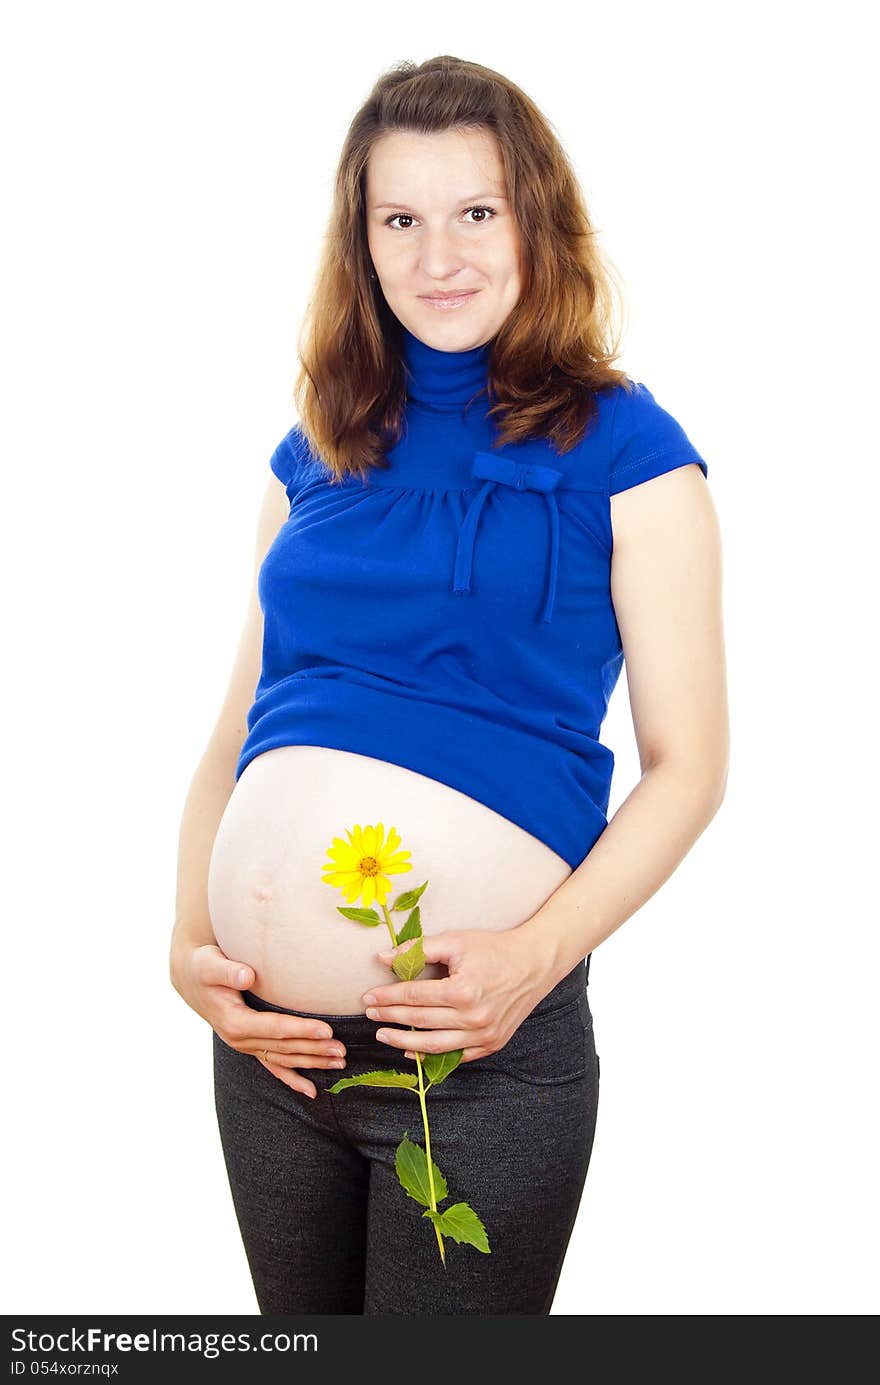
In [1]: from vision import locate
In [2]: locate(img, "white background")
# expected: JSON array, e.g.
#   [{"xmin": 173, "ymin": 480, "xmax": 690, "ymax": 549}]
[{"xmin": 3, "ymin": 0, "xmax": 877, "ymax": 1317}]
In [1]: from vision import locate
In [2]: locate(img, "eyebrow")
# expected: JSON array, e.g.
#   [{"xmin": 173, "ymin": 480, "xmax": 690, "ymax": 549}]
[{"xmin": 371, "ymin": 193, "xmax": 508, "ymax": 210}]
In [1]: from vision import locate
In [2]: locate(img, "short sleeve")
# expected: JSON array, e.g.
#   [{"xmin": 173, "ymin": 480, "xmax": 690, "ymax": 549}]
[
  {"xmin": 268, "ymin": 426, "xmax": 303, "ymax": 489},
  {"xmin": 608, "ymin": 380, "xmax": 708, "ymax": 495}
]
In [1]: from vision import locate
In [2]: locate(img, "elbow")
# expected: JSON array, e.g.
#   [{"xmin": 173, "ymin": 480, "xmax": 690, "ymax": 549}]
[
  {"xmin": 698, "ymin": 757, "xmax": 729, "ymax": 822},
  {"xmin": 708, "ymin": 741, "xmax": 731, "ymax": 815},
  {"xmin": 644, "ymin": 750, "xmax": 729, "ymax": 822},
  {"xmin": 705, "ymin": 769, "xmax": 728, "ymax": 821}
]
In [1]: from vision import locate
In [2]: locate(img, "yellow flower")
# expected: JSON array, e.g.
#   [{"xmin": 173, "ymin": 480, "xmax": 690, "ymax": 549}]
[{"xmin": 321, "ymin": 822, "xmax": 412, "ymax": 908}]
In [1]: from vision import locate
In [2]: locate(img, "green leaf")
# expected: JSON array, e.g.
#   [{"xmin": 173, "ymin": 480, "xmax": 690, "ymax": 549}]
[
  {"xmin": 336, "ymin": 906, "xmax": 382, "ymax": 927},
  {"xmin": 391, "ymin": 880, "xmax": 429, "ymax": 911},
  {"xmin": 395, "ymin": 1133, "xmax": 448, "ymax": 1208},
  {"xmin": 396, "ymin": 906, "xmax": 423, "ymax": 944},
  {"xmin": 392, "ymin": 935, "xmax": 425, "ymax": 981},
  {"xmin": 423, "ymin": 1049, "xmax": 463, "ymax": 1086},
  {"xmin": 435, "ymin": 1201, "xmax": 491, "ymax": 1254},
  {"xmin": 327, "ymin": 1069, "xmax": 418, "ymax": 1094}
]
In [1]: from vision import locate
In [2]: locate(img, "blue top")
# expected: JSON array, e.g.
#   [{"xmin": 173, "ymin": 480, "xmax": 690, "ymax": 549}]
[{"xmin": 234, "ymin": 327, "xmax": 709, "ymax": 870}]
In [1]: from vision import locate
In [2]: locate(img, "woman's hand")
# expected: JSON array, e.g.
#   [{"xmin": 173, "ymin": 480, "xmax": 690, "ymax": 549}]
[
  {"xmin": 170, "ymin": 941, "xmax": 347, "ymax": 1099},
  {"xmin": 360, "ymin": 927, "xmax": 556, "ymax": 1063}
]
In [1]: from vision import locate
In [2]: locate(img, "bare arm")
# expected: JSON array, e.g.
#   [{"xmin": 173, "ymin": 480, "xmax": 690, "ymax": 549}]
[
  {"xmin": 356, "ymin": 462, "xmax": 730, "ymax": 1064},
  {"xmin": 170, "ymin": 473, "xmax": 289, "ymax": 967},
  {"xmin": 168, "ymin": 472, "xmax": 349, "ymax": 1097},
  {"xmin": 518, "ymin": 461, "xmax": 729, "ymax": 986}
]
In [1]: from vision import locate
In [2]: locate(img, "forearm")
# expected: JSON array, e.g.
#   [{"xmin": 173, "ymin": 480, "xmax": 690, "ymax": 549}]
[
  {"xmin": 172, "ymin": 729, "xmax": 242, "ymax": 966},
  {"xmin": 517, "ymin": 758, "xmax": 726, "ymax": 989}
]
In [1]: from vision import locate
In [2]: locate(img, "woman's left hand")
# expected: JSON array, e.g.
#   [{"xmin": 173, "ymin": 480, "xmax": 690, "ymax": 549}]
[{"xmin": 361, "ymin": 927, "xmax": 556, "ymax": 1063}]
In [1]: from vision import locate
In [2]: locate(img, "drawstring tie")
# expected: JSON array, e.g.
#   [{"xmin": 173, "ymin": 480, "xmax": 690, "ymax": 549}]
[{"xmin": 453, "ymin": 451, "xmax": 564, "ymax": 624}]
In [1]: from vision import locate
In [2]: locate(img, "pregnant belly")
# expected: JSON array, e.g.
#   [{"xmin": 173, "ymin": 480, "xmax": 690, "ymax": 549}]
[{"xmin": 207, "ymin": 745, "xmax": 572, "ymax": 1015}]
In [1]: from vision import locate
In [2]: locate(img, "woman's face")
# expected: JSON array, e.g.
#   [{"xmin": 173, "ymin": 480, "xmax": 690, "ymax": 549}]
[{"xmin": 365, "ymin": 126, "xmax": 523, "ymax": 352}]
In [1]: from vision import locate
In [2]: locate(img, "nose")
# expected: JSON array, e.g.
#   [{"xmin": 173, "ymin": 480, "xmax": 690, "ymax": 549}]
[{"xmin": 418, "ymin": 228, "xmax": 468, "ymax": 282}]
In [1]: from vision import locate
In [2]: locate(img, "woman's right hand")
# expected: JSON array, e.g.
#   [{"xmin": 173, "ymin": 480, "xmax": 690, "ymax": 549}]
[{"xmin": 170, "ymin": 941, "xmax": 347, "ymax": 1099}]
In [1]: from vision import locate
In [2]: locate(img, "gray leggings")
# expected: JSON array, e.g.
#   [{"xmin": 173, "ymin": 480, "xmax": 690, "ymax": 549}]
[{"xmin": 212, "ymin": 957, "xmax": 600, "ymax": 1315}]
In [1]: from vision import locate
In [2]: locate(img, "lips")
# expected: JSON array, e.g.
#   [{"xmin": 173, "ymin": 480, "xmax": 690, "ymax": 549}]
[
  {"xmin": 420, "ymin": 291, "xmax": 478, "ymax": 300},
  {"xmin": 419, "ymin": 290, "xmax": 480, "ymax": 309}
]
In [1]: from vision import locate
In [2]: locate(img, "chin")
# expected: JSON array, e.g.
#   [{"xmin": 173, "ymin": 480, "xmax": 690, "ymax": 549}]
[{"xmin": 416, "ymin": 308, "xmax": 493, "ymax": 336}]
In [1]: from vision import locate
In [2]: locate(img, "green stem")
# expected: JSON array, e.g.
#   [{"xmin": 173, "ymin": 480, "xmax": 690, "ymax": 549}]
[
  {"xmin": 380, "ymin": 901, "xmax": 398, "ymax": 949},
  {"xmin": 416, "ymin": 1050, "xmax": 446, "ymax": 1265},
  {"xmin": 381, "ymin": 901, "xmax": 446, "ymax": 1265}
]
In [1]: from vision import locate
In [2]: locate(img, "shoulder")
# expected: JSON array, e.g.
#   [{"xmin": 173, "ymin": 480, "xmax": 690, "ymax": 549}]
[
  {"xmin": 604, "ymin": 377, "xmax": 708, "ymax": 496},
  {"xmin": 268, "ymin": 425, "xmax": 306, "ymax": 487},
  {"xmin": 268, "ymin": 424, "xmax": 328, "ymax": 490}
]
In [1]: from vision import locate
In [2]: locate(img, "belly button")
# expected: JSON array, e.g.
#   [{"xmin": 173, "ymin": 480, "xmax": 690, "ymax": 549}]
[{"xmin": 253, "ymin": 884, "xmax": 274, "ymax": 904}]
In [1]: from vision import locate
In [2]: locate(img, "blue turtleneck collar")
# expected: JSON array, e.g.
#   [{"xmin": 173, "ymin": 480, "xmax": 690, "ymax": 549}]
[{"xmin": 402, "ymin": 326, "xmax": 491, "ymax": 410}]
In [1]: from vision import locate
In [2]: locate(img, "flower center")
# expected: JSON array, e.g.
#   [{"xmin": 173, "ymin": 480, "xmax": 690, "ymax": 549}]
[{"xmin": 359, "ymin": 856, "xmax": 379, "ymax": 878}]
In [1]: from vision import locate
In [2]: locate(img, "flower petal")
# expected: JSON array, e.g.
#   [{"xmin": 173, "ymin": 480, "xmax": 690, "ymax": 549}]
[{"xmin": 382, "ymin": 852, "xmax": 412, "ymax": 870}]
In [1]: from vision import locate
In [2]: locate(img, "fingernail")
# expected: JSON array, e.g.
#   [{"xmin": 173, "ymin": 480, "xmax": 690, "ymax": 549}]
[
  {"xmin": 376, "ymin": 1030, "xmax": 389, "ymax": 1043},
  {"xmin": 362, "ymin": 993, "xmax": 377, "ymax": 1005},
  {"xmin": 236, "ymin": 967, "xmax": 250, "ymax": 985}
]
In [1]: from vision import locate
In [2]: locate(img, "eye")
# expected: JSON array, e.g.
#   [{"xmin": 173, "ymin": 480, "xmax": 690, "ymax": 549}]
[
  {"xmin": 382, "ymin": 205, "xmax": 498, "ymax": 230},
  {"xmin": 463, "ymin": 205, "xmax": 497, "ymax": 224}
]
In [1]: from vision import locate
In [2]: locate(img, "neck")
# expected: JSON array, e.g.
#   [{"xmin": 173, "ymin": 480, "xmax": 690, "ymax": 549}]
[{"xmin": 402, "ymin": 326, "xmax": 492, "ymax": 409}]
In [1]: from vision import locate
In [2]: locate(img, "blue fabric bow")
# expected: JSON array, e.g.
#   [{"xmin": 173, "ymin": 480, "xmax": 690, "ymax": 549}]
[{"xmin": 453, "ymin": 451, "xmax": 564, "ymax": 624}]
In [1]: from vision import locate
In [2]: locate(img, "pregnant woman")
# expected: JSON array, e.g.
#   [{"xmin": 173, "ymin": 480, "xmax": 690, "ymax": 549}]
[{"xmin": 170, "ymin": 55, "xmax": 728, "ymax": 1315}]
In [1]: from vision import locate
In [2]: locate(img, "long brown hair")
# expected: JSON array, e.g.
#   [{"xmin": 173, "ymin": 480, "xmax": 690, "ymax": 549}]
[{"xmin": 293, "ymin": 55, "xmax": 631, "ymax": 484}]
